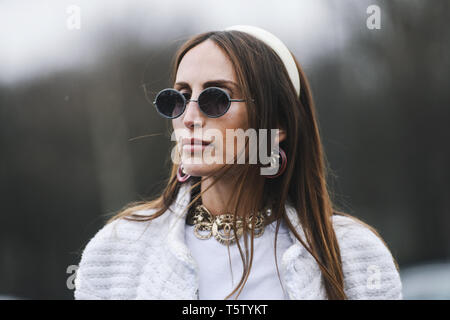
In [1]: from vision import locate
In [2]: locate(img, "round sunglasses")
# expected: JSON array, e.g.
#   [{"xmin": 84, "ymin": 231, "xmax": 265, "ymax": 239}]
[{"xmin": 152, "ymin": 86, "xmax": 252, "ymax": 119}]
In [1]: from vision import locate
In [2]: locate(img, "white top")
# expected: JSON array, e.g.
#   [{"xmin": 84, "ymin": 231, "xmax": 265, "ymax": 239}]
[
  {"xmin": 74, "ymin": 181, "xmax": 403, "ymax": 300},
  {"xmin": 185, "ymin": 217, "xmax": 293, "ymax": 300}
]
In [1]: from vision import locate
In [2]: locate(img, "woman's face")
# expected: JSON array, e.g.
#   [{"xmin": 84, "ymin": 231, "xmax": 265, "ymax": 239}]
[{"xmin": 172, "ymin": 39, "xmax": 249, "ymax": 177}]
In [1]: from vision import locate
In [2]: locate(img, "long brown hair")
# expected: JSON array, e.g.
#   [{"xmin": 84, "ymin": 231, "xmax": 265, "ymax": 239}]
[{"xmin": 108, "ymin": 30, "xmax": 397, "ymax": 299}]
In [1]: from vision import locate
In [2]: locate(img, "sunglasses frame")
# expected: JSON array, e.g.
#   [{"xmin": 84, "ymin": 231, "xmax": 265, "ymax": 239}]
[{"xmin": 152, "ymin": 86, "xmax": 251, "ymax": 119}]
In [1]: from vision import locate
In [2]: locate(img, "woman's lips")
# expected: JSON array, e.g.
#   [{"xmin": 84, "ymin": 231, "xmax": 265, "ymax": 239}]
[
  {"xmin": 181, "ymin": 138, "xmax": 214, "ymax": 152},
  {"xmin": 182, "ymin": 143, "xmax": 214, "ymax": 152}
]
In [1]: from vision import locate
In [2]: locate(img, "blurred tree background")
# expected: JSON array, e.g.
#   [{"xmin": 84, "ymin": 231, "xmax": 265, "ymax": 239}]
[{"xmin": 0, "ymin": 0, "xmax": 449, "ymax": 299}]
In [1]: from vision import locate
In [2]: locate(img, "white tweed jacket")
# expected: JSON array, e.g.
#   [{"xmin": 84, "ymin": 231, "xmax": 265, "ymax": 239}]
[{"xmin": 74, "ymin": 181, "xmax": 403, "ymax": 300}]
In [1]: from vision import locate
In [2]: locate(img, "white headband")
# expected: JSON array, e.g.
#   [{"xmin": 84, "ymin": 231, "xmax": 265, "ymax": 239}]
[{"xmin": 224, "ymin": 25, "xmax": 301, "ymax": 97}]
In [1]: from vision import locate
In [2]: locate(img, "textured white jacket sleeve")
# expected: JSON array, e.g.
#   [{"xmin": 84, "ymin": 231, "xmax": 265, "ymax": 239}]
[{"xmin": 333, "ymin": 215, "xmax": 403, "ymax": 299}]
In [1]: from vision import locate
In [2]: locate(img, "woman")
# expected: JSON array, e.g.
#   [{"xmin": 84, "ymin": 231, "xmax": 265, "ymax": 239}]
[{"xmin": 74, "ymin": 25, "xmax": 402, "ymax": 300}]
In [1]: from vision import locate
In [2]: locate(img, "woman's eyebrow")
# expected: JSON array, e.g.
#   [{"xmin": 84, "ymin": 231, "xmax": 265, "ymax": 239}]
[{"xmin": 174, "ymin": 80, "xmax": 238, "ymax": 92}]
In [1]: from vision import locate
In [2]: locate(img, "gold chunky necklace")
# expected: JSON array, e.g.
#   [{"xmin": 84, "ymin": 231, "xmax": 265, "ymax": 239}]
[{"xmin": 186, "ymin": 203, "xmax": 271, "ymax": 246}]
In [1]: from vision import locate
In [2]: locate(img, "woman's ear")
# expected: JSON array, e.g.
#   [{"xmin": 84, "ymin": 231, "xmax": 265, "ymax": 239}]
[{"xmin": 277, "ymin": 128, "xmax": 287, "ymax": 144}]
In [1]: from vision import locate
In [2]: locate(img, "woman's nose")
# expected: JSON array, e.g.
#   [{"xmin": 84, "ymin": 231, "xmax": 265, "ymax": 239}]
[{"xmin": 182, "ymin": 95, "xmax": 205, "ymax": 129}]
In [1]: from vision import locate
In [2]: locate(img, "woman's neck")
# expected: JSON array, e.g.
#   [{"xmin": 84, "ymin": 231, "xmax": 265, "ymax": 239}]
[{"xmin": 200, "ymin": 177, "xmax": 234, "ymax": 216}]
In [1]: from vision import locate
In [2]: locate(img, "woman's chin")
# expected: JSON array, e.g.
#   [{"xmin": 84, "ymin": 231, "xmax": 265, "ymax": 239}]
[{"xmin": 182, "ymin": 163, "xmax": 223, "ymax": 177}]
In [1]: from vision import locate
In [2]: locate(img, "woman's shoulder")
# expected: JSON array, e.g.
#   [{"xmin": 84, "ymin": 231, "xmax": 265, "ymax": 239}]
[
  {"xmin": 331, "ymin": 214, "xmax": 396, "ymax": 258},
  {"xmin": 331, "ymin": 214, "xmax": 403, "ymax": 299},
  {"xmin": 88, "ymin": 208, "xmax": 165, "ymax": 241},
  {"xmin": 74, "ymin": 208, "xmax": 170, "ymax": 299},
  {"xmin": 79, "ymin": 207, "xmax": 172, "ymax": 255}
]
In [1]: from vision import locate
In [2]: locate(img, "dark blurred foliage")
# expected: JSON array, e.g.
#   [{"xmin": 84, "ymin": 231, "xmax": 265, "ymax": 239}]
[{"xmin": 0, "ymin": 1, "xmax": 449, "ymax": 299}]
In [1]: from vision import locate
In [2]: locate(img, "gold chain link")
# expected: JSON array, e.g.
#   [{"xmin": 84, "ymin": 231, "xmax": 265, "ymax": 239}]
[{"xmin": 190, "ymin": 204, "xmax": 269, "ymax": 246}]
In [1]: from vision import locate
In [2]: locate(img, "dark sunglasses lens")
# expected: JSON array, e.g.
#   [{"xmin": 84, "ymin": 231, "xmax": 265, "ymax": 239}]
[
  {"xmin": 155, "ymin": 89, "xmax": 185, "ymax": 118},
  {"xmin": 198, "ymin": 88, "xmax": 229, "ymax": 117}
]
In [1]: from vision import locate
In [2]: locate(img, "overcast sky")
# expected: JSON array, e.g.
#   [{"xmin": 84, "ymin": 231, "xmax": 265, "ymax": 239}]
[{"xmin": 0, "ymin": 0, "xmax": 374, "ymax": 85}]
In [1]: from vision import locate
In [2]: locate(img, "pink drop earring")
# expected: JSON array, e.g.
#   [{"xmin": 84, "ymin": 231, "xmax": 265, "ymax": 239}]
[
  {"xmin": 177, "ymin": 163, "xmax": 191, "ymax": 182},
  {"xmin": 265, "ymin": 147, "xmax": 287, "ymax": 179}
]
